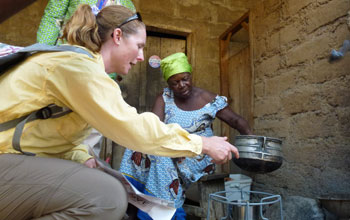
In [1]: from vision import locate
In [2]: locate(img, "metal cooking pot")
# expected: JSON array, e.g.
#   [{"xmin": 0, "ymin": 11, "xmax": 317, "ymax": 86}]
[
  {"xmin": 233, "ymin": 135, "xmax": 283, "ymax": 173},
  {"xmin": 318, "ymin": 194, "xmax": 350, "ymax": 219}
]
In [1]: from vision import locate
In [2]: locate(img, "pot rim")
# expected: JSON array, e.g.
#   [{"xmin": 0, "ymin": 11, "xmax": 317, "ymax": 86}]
[{"xmin": 235, "ymin": 135, "xmax": 283, "ymax": 143}]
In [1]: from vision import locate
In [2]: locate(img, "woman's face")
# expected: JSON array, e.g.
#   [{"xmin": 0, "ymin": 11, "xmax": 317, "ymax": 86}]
[
  {"xmin": 113, "ymin": 27, "xmax": 146, "ymax": 75},
  {"xmin": 167, "ymin": 72, "xmax": 192, "ymax": 99}
]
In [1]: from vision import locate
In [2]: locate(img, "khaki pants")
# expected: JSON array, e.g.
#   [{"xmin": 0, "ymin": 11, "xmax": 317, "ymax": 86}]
[{"xmin": 0, "ymin": 154, "xmax": 127, "ymax": 220}]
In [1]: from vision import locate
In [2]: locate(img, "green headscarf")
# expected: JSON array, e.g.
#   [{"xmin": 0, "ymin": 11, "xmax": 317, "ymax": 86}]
[{"xmin": 160, "ymin": 52, "xmax": 192, "ymax": 82}]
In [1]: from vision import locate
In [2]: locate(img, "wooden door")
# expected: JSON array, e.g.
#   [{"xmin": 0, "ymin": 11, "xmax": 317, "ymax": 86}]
[
  {"xmin": 110, "ymin": 35, "xmax": 186, "ymax": 169},
  {"xmin": 228, "ymin": 46, "xmax": 253, "ymax": 143},
  {"xmin": 219, "ymin": 11, "xmax": 253, "ymax": 173}
]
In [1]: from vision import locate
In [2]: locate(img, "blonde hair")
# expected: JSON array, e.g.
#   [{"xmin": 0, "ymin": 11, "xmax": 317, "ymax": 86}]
[{"xmin": 60, "ymin": 4, "xmax": 145, "ymax": 53}]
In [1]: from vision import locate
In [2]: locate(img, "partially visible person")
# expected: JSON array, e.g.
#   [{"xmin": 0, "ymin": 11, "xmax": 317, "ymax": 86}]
[
  {"xmin": 0, "ymin": 5, "xmax": 238, "ymax": 219},
  {"xmin": 37, "ymin": 0, "xmax": 136, "ymax": 45},
  {"xmin": 120, "ymin": 52, "xmax": 252, "ymax": 220}
]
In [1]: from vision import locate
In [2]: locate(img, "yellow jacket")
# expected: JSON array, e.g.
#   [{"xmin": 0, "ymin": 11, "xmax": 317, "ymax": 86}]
[{"xmin": 0, "ymin": 46, "xmax": 202, "ymax": 164}]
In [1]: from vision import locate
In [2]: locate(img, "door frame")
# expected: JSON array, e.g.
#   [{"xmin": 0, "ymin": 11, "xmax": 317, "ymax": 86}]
[{"xmin": 219, "ymin": 11, "xmax": 254, "ymax": 173}]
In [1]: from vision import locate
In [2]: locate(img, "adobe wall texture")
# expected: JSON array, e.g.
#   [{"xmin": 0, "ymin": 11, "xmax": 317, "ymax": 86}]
[{"xmin": 250, "ymin": 0, "xmax": 350, "ymax": 198}]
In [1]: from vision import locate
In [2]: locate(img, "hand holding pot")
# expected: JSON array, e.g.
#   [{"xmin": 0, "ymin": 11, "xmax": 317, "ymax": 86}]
[
  {"xmin": 201, "ymin": 136, "xmax": 239, "ymax": 164},
  {"xmin": 233, "ymin": 135, "xmax": 283, "ymax": 173}
]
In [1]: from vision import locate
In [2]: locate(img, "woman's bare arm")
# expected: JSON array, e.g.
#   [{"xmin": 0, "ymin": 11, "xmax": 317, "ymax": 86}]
[
  {"xmin": 151, "ymin": 93, "xmax": 165, "ymax": 122},
  {"xmin": 216, "ymin": 106, "xmax": 252, "ymax": 135}
]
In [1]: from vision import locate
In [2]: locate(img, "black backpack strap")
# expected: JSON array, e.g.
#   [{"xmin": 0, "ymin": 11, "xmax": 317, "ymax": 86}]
[
  {"xmin": 0, "ymin": 43, "xmax": 93, "ymax": 74},
  {"xmin": 0, "ymin": 104, "xmax": 72, "ymax": 156},
  {"xmin": 12, "ymin": 111, "xmax": 40, "ymax": 156},
  {"xmin": 0, "ymin": 51, "xmax": 28, "ymax": 74},
  {"xmin": 0, "ymin": 43, "xmax": 93, "ymax": 155}
]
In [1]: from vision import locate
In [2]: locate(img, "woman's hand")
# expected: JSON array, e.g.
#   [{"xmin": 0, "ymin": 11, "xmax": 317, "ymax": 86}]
[
  {"xmin": 84, "ymin": 158, "xmax": 97, "ymax": 168},
  {"xmin": 201, "ymin": 136, "xmax": 239, "ymax": 164}
]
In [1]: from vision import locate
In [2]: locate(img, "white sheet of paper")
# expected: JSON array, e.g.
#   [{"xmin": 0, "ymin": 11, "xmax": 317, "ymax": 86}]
[{"xmin": 90, "ymin": 147, "xmax": 176, "ymax": 220}]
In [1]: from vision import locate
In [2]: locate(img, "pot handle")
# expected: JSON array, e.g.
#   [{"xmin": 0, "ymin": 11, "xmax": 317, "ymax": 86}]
[{"xmin": 260, "ymin": 136, "xmax": 267, "ymax": 150}]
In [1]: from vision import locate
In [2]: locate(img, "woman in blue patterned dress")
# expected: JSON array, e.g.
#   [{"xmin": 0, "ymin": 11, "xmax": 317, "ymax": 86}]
[{"xmin": 120, "ymin": 52, "xmax": 252, "ymax": 220}]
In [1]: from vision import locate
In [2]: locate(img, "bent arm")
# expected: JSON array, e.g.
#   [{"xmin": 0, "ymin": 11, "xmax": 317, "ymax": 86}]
[
  {"xmin": 47, "ymin": 57, "xmax": 202, "ymax": 158},
  {"xmin": 216, "ymin": 106, "xmax": 252, "ymax": 135},
  {"xmin": 151, "ymin": 93, "xmax": 165, "ymax": 121}
]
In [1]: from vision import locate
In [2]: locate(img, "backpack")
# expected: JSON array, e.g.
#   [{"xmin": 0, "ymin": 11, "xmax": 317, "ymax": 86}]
[{"xmin": 0, "ymin": 43, "xmax": 93, "ymax": 156}]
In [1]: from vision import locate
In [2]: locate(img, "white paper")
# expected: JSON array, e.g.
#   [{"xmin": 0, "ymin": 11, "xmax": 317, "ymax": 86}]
[{"xmin": 89, "ymin": 147, "xmax": 176, "ymax": 220}]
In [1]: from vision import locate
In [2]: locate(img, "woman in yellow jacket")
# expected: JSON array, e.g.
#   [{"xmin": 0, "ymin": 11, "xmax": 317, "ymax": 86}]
[{"xmin": 0, "ymin": 4, "xmax": 238, "ymax": 220}]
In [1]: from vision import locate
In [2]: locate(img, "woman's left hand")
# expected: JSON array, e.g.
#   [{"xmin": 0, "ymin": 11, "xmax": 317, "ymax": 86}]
[{"xmin": 84, "ymin": 158, "xmax": 97, "ymax": 168}]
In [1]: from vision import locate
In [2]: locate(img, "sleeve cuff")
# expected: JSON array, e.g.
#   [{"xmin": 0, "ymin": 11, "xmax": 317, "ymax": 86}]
[{"xmin": 187, "ymin": 133, "xmax": 203, "ymax": 155}]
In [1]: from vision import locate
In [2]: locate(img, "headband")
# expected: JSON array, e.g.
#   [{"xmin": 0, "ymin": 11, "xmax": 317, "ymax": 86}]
[{"xmin": 160, "ymin": 52, "xmax": 192, "ymax": 81}]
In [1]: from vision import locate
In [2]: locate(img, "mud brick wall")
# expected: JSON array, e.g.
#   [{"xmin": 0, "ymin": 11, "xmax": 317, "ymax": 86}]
[{"xmin": 250, "ymin": 0, "xmax": 350, "ymax": 198}]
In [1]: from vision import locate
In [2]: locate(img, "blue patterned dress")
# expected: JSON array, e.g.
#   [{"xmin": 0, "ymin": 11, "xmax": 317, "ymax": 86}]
[{"xmin": 120, "ymin": 87, "xmax": 228, "ymax": 219}]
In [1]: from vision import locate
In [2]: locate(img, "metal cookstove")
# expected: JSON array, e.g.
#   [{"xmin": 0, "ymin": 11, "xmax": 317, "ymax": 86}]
[{"xmin": 207, "ymin": 190, "xmax": 283, "ymax": 220}]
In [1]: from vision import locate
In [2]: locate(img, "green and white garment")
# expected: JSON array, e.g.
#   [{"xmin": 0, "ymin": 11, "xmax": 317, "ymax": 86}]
[{"xmin": 37, "ymin": 0, "xmax": 136, "ymax": 45}]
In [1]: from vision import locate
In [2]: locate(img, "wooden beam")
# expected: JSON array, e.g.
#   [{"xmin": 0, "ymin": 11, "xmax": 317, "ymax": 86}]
[
  {"xmin": 219, "ymin": 10, "xmax": 250, "ymax": 173},
  {"xmin": 219, "ymin": 34, "xmax": 232, "ymax": 99},
  {"xmin": 219, "ymin": 10, "xmax": 249, "ymax": 41},
  {"xmin": 241, "ymin": 21, "xmax": 249, "ymax": 31},
  {"xmin": 248, "ymin": 11, "xmax": 255, "ymax": 128},
  {"xmin": 219, "ymin": 32, "xmax": 232, "ymax": 174}
]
